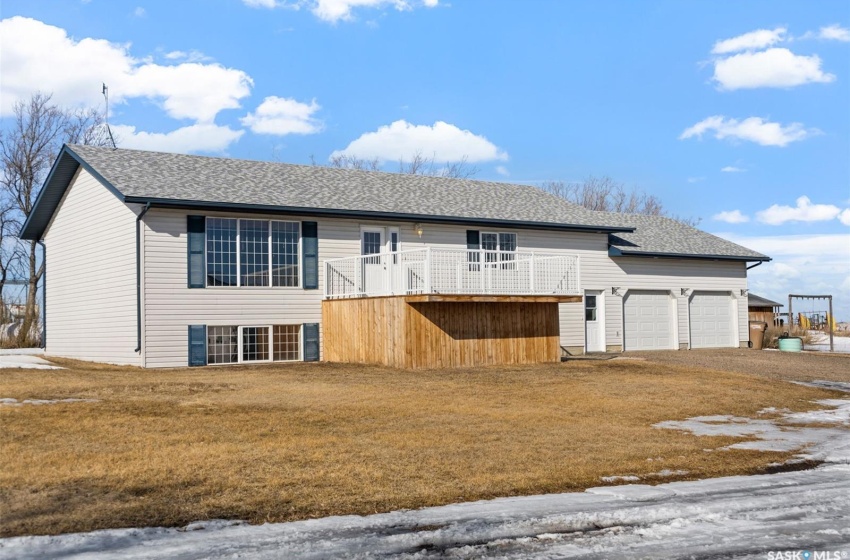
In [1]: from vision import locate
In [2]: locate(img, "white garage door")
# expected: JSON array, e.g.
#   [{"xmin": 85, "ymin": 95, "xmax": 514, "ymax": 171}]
[
  {"xmin": 689, "ymin": 291, "xmax": 735, "ymax": 348},
  {"xmin": 624, "ymin": 291, "xmax": 674, "ymax": 351}
]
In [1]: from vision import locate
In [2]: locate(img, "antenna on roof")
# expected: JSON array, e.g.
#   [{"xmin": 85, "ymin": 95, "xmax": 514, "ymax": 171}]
[{"xmin": 102, "ymin": 83, "xmax": 117, "ymax": 149}]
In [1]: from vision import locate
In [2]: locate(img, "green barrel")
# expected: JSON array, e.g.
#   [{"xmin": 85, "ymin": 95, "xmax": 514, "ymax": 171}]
[{"xmin": 778, "ymin": 337, "xmax": 803, "ymax": 352}]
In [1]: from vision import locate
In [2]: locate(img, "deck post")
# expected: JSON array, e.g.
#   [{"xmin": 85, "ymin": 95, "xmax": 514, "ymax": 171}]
[
  {"xmin": 424, "ymin": 247, "xmax": 432, "ymax": 293},
  {"xmin": 529, "ymin": 253, "xmax": 535, "ymax": 294}
]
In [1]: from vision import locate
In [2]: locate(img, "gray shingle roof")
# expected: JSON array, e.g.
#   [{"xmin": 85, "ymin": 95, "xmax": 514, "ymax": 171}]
[
  {"xmin": 65, "ymin": 144, "xmax": 616, "ymax": 230},
  {"xmin": 21, "ymin": 144, "xmax": 769, "ymax": 261},
  {"xmin": 604, "ymin": 213, "xmax": 769, "ymax": 261},
  {"xmin": 748, "ymin": 294, "xmax": 784, "ymax": 308}
]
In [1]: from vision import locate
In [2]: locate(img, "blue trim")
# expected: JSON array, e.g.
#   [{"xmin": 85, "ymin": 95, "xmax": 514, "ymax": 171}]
[
  {"xmin": 187, "ymin": 215, "xmax": 206, "ymax": 288},
  {"xmin": 303, "ymin": 323, "xmax": 319, "ymax": 362},
  {"xmin": 301, "ymin": 221, "xmax": 318, "ymax": 290},
  {"xmin": 188, "ymin": 324, "xmax": 207, "ymax": 366}
]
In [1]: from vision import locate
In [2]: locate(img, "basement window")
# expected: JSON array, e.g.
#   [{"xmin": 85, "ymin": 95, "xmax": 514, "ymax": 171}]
[{"xmin": 206, "ymin": 325, "xmax": 301, "ymax": 364}]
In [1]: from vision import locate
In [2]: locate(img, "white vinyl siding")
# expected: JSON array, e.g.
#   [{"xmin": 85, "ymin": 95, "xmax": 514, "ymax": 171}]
[
  {"xmin": 42, "ymin": 168, "xmax": 140, "ymax": 365},
  {"xmin": 142, "ymin": 210, "xmax": 750, "ymax": 366}
]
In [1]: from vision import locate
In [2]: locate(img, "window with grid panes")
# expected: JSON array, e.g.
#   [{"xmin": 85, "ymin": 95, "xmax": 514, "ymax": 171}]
[
  {"xmin": 207, "ymin": 326, "xmax": 238, "ymax": 364},
  {"xmin": 272, "ymin": 221, "xmax": 299, "ymax": 286},
  {"xmin": 273, "ymin": 325, "xmax": 300, "ymax": 361},
  {"xmin": 242, "ymin": 326, "xmax": 270, "ymax": 361},
  {"xmin": 206, "ymin": 218, "xmax": 238, "ymax": 286}
]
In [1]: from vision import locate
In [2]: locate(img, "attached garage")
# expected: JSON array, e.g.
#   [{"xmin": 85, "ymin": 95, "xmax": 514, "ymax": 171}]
[
  {"xmin": 689, "ymin": 291, "xmax": 735, "ymax": 348},
  {"xmin": 623, "ymin": 290, "xmax": 674, "ymax": 351}
]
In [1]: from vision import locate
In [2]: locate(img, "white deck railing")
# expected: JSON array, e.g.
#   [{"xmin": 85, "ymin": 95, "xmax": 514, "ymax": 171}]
[{"xmin": 324, "ymin": 248, "xmax": 580, "ymax": 299}]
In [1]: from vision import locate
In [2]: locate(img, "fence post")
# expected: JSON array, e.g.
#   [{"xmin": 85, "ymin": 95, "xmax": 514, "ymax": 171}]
[{"xmin": 425, "ymin": 247, "xmax": 432, "ymax": 294}]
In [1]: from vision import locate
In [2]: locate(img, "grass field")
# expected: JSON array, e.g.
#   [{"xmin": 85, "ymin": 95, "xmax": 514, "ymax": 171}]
[{"xmin": 0, "ymin": 357, "xmax": 841, "ymax": 537}]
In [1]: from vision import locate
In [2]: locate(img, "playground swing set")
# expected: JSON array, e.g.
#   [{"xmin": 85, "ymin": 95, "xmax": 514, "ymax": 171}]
[{"xmin": 787, "ymin": 294, "xmax": 835, "ymax": 353}]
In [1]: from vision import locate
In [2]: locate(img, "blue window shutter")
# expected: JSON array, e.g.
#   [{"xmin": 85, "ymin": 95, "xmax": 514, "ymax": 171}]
[
  {"xmin": 302, "ymin": 221, "xmax": 318, "ymax": 289},
  {"xmin": 466, "ymin": 230, "xmax": 480, "ymax": 250},
  {"xmin": 303, "ymin": 323, "xmax": 319, "ymax": 362},
  {"xmin": 188, "ymin": 325, "xmax": 207, "ymax": 366},
  {"xmin": 187, "ymin": 216, "xmax": 205, "ymax": 288}
]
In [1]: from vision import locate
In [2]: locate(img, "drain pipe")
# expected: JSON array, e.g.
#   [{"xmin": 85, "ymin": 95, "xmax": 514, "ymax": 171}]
[
  {"xmin": 37, "ymin": 240, "xmax": 46, "ymax": 349},
  {"xmin": 746, "ymin": 261, "xmax": 764, "ymax": 270},
  {"xmin": 135, "ymin": 203, "xmax": 151, "ymax": 353}
]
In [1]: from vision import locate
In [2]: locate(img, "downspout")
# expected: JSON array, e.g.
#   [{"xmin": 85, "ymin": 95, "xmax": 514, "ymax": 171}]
[
  {"xmin": 135, "ymin": 203, "xmax": 151, "ymax": 353},
  {"xmin": 37, "ymin": 240, "xmax": 46, "ymax": 349},
  {"xmin": 746, "ymin": 261, "xmax": 764, "ymax": 270}
]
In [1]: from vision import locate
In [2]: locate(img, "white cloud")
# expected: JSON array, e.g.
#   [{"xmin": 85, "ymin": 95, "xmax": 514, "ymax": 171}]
[
  {"xmin": 838, "ymin": 209, "xmax": 850, "ymax": 226},
  {"xmin": 712, "ymin": 48, "xmax": 835, "ymax": 90},
  {"xmin": 814, "ymin": 24, "xmax": 850, "ymax": 42},
  {"xmin": 495, "ymin": 165, "xmax": 510, "ymax": 177},
  {"xmin": 756, "ymin": 196, "xmax": 843, "ymax": 225},
  {"xmin": 0, "ymin": 16, "xmax": 253, "ymax": 122},
  {"xmin": 133, "ymin": 7, "xmax": 146, "ymax": 17},
  {"xmin": 711, "ymin": 27, "xmax": 786, "ymax": 54},
  {"xmin": 721, "ymin": 166, "xmax": 745, "ymax": 173},
  {"xmin": 713, "ymin": 210, "xmax": 750, "ymax": 224},
  {"xmin": 241, "ymin": 96, "xmax": 323, "ymax": 135},
  {"xmin": 716, "ymin": 231, "xmax": 850, "ymax": 318},
  {"xmin": 111, "ymin": 123, "xmax": 244, "ymax": 153},
  {"xmin": 687, "ymin": 177, "xmax": 705, "ymax": 183},
  {"xmin": 241, "ymin": 0, "xmax": 439, "ymax": 23},
  {"xmin": 163, "ymin": 50, "xmax": 212, "ymax": 63},
  {"xmin": 679, "ymin": 116, "xmax": 816, "ymax": 147},
  {"xmin": 331, "ymin": 120, "xmax": 508, "ymax": 163}
]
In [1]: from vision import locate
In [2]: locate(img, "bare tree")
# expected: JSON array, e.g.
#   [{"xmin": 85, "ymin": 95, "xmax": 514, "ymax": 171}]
[
  {"xmin": 0, "ymin": 92, "xmax": 110, "ymax": 345},
  {"xmin": 541, "ymin": 176, "xmax": 700, "ymax": 226},
  {"xmin": 326, "ymin": 151, "xmax": 479, "ymax": 179}
]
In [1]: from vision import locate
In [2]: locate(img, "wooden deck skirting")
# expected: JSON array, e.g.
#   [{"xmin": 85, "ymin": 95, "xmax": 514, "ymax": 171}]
[{"xmin": 322, "ymin": 295, "xmax": 571, "ymax": 369}]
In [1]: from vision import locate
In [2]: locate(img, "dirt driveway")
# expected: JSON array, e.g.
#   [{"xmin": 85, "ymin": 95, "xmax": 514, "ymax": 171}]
[{"xmin": 631, "ymin": 348, "xmax": 850, "ymax": 383}]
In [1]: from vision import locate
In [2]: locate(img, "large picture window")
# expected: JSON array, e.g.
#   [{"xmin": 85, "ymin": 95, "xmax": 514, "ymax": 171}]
[{"xmin": 205, "ymin": 218, "xmax": 300, "ymax": 287}]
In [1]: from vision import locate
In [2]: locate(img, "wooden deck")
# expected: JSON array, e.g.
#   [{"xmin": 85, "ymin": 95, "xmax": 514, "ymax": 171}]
[{"xmin": 322, "ymin": 295, "xmax": 570, "ymax": 369}]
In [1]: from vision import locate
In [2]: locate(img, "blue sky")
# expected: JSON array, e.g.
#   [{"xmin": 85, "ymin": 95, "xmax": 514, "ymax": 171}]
[{"xmin": 2, "ymin": 0, "xmax": 849, "ymax": 317}]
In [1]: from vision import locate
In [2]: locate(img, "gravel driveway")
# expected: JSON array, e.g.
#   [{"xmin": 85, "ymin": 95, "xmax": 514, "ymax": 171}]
[{"xmin": 631, "ymin": 348, "xmax": 850, "ymax": 383}]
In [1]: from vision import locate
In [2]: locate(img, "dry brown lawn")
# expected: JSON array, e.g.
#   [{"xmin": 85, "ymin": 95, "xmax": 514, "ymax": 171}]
[{"xmin": 0, "ymin": 357, "xmax": 842, "ymax": 537}]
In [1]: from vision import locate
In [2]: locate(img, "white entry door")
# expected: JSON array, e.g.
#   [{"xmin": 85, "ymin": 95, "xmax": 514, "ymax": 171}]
[
  {"xmin": 690, "ymin": 291, "xmax": 735, "ymax": 348},
  {"xmin": 623, "ymin": 290, "xmax": 674, "ymax": 351},
  {"xmin": 585, "ymin": 290, "xmax": 605, "ymax": 352},
  {"xmin": 361, "ymin": 227, "xmax": 386, "ymax": 295}
]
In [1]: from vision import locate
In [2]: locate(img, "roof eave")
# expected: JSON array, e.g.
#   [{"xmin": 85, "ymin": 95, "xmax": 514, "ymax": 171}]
[
  {"xmin": 609, "ymin": 246, "xmax": 771, "ymax": 262},
  {"xmin": 20, "ymin": 144, "xmax": 126, "ymax": 240},
  {"xmin": 123, "ymin": 196, "xmax": 636, "ymax": 234}
]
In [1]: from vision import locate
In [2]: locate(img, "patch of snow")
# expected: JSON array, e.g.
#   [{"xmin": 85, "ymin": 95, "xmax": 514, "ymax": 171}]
[
  {"xmin": 651, "ymin": 469, "xmax": 689, "ymax": 477},
  {"xmin": 0, "ymin": 348, "xmax": 44, "ymax": 355},
  {"xmin": 757, "ymin": 406, "xmax": 791, "ymax": 415},
  {"xmin": 600, "ymin": 475, "xmax": 640, "ymax": 483},
  {"xmin": 0, "ymin": 354, "xmax": 62, "ymax": 369},
  {"xmin": 806, "ymin": 332, "xmax": 850, "ymax": 353},
  {"xmin": 0, "ymin": 398, "xmax": 99, "ymax": 407},
  {"xmin": 794, "ymin": 380, "xmax": 850, "ymax": 393},
  {"xmin": 2, "ymin": 403, "xmax": 849, "ymax": 559},
  {"xmin": 656, "ymin": 399, "xmax": 850, "ymax": 460}
]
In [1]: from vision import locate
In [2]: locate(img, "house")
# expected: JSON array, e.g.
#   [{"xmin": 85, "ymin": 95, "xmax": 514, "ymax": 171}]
[
  {"xmin": 747, "ymin": 293, "xmax": 783, "ymax": 326},
  {"xmin": 21, "ymin": 145, "xmax": 770, "ymax": 368}
]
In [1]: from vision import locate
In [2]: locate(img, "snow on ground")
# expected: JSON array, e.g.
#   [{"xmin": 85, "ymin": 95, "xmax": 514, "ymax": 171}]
[
  {"xmin": 0, "ymin": 349, "xmax": 62, "ymax": 369},
  {"xmin": 806, "ymin": 331, "xmax": 850, "ymax": 353},
  {"xmin": 3, "ymin": 400, "xmax": 850, "ymax": 559}
]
